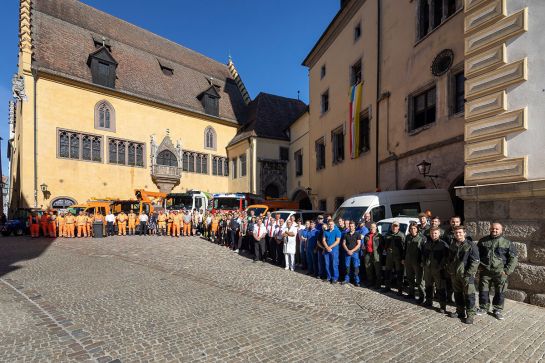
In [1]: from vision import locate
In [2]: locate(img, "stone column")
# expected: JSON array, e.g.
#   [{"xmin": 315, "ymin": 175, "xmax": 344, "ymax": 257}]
[{"xmin": 458, "ymin": 0, "xmax": 545, "ymax": 307}]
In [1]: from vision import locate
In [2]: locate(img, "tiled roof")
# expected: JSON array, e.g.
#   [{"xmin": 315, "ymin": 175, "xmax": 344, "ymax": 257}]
[
  {"xmin": 32, "ymin": 0, "xmax": 247, "ymax": 123},
  {"xmin": 227, "ymin": 93, "xmax": 307, "ymax": 147}
]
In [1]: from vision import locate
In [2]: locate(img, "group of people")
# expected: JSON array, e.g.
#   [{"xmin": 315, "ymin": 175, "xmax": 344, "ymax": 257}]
[
  {"xmin": 28, "ymin": 207, "xmax": 518, "ymax": 325},
  {"xmin": 28, "ymin": 209, "xmax": 207, "ymax": 238},
  {"xmin": 206, "ymin": 211, "xmax": 518, "ymax": 325}
]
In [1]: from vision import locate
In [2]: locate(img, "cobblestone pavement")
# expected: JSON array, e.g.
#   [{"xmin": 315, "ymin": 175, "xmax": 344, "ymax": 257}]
[{"xmin": 1, "ymin": 236, "xmax": 545, "ymax": 362}]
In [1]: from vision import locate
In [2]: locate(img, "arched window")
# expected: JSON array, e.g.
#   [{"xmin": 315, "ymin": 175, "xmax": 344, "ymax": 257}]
[
  {"xmin": 204, "ymin": 126, "xmax": 216, "ymax": 150},
  {"xmin": 94, "ymin": 100, "xmax": 116, "ymax": 131},
  {"xmin": 157, "ymin": 150, "xmax": 178, "ymax": 167},
  {"xmin": 51, "ymin": 197, "xmax": 77, "ymax": 209}
]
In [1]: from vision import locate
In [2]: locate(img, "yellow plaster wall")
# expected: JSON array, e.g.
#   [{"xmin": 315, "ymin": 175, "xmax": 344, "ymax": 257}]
[
  {"xmin": 21, "ymin": 76, "xmax": 236, "ymax": 208},
  {"xmin": 307, "ymin": 0, "xmax": 378, "ymax": 212},
  {"xmin": 288, "ymin": 112, "xmax": 310, "ymax": 199},
  {"xmin": 226, "ymin": 141, "xmax": 250, "ymax": 193}
]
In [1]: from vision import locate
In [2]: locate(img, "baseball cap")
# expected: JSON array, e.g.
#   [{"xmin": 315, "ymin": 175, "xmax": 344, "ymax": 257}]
[{"xmin": 392, "ymin": 221, "xmax": 400, "ymax": 226}]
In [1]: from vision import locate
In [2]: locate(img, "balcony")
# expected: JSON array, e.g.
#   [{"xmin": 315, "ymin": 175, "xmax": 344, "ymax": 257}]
[{"xmin": 151, "ymin": 165, "xmax": 181, "ymax": 178}]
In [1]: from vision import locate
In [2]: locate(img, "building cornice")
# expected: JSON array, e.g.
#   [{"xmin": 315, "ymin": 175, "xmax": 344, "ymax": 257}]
[{"xmin": 302, "ymin": 0, "xmax": 365, "ymax": 68}]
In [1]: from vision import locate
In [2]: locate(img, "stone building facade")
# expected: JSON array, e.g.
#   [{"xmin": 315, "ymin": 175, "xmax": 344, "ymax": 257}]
[{"xmin": 457, "ymin": 0, "xmax": 545, "ymax": 307}]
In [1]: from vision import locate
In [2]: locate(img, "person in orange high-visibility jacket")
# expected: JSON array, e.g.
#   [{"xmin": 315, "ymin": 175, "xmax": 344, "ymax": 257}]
[
  {"xmin": 57, "ymin": 212, "xmax": 66, "ymax": 237},
  {"xmin": 86, "ymin": 212, "xmax": 94, "ymax": 237},
  {"xmin": 40, "ymin": 212, "xmax": 50, "ymax": 237},
  {"xmin": 48, "ymin": 211, "xmax": 57, "ymax": 237},
  {"xmin": 117, "ymin": 211, "xmax": 128, "ymax": 236},
  {"xmin": 29, "ymin": 213, "xmax": 40, "ymax": 238},
  {"xmin": 157, "ymin": 211, "xmax": 167, "ymax": 236},
  {"xmin": 127, "ymin": 210, "xmax": 137, "ymax": 236},
  {"xmin": 172, "ymin": 210, "xmax": 181, "ymax": 237},
  {"xmin": 65, "ymin": 212, "xmax": 76, "ymax": 238},
  {"xmin": 76, "ymin": 211, "xmax": 88, "ymax": 237},
  {"xmin": 166, "ymin": 211, "xmax": 174, "ymax": 237}
]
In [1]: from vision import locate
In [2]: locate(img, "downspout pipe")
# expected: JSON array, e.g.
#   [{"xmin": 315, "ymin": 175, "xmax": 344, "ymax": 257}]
[
  {"xmin": 375, "ymin": 0, "xmax": 382, "ymax": 190},
  {"xmin": 32, "ymin": 68, "xmax": 38, "ymax": 208}
]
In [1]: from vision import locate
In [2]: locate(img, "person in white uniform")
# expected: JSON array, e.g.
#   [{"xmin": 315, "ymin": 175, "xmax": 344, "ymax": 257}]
[{"xmin": 283, "ymin": 219, "xmax": 298, "ymax": 271}]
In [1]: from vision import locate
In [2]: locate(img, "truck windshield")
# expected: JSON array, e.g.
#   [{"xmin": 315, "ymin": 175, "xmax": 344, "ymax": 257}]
[
  {"xmin": 332, "ymin": 206, "xmax": 369, "ymax": 222},
  {"xmin": 213, "ymin": 198, "xmax": 241, "ymax": 210},
  {"xmin": 168, "ymin": 195, "xmax": 193, "ymax": 210}
]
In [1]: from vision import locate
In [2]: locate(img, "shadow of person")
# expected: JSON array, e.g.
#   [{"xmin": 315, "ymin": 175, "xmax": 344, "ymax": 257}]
[{"xmin": 0, "ymin": 236, "xmax": 55, "ymax": 278}]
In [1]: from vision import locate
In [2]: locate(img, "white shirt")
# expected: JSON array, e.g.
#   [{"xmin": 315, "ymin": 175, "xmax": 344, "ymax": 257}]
[
  {"xmin": 252, "ymin": 223, "xmax": 267, "ymax": 240},
  {"xmin": 268, "ymin": 220, "xmax": 278, "ymax": 237},
  {"xmin": 105, "ymin": 214, "xmax": 115, "ymax": 223},
  {"xmin": 139, "ymin": 214, "xmax": 149, "ymax": 222},
  {"xmin": 283, "ymin": 225, "xmax": 298, "ymax": 254}
]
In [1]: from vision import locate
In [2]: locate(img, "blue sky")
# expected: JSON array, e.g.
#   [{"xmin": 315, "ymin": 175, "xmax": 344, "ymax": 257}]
[{"xmin": 0, "ymin": 0, "xmax": 339, "ymax": 178}]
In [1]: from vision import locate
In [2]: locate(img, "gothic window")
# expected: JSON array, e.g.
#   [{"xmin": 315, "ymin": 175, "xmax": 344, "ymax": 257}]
[
  {"xmin": 212, "ymin": 157, "xmax": 218, "ymax": 175},
  {"xmin": 212, "ymin": 156, "xmax": 228, "ymax": 176},
  {"xmin": 59, "ymin": 131, "xmax": 69, "ymax": 158},
  {"xmin": 157, "ymin": 150, "xmax": 178, "ymax": 167},
  {"xmin": 82, "ymin": 135, "xmax": 92, "ymax": 160},
  {"xmin": 58, "ymin": 130, "xmax": 102, "ymax": 162},
  {"xmin": 418, "ymin": 0, "xmax": 461, "ymax": 40},
  {"xmin": 108, "ymin": 138, "xmax": 144, "ymax": 167},
  {"xmin": 94, "ymin": 100, "xmax": 115, "ymax": 131},
  {"xmin": 240, "ymin": 154, "xmax": 247, "ymax": 177},
  {"xmin": 223, "ymin": 159, "xmax": 229, "ymax": 176},
  {"xmin": 69, "ymin": 133, "xmax": 80, "ymax": 159},
  {"xmin": 204, "ymin": 126, "xmax": 216, "ymax": 150}
]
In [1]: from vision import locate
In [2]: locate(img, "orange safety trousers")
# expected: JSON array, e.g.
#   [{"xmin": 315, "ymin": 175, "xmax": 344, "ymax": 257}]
[
  {"xmin": 183, "ymin": 223, "xmax": 191, "ymax": 236},
  {"xmin": 66, "ymin": 224, "xmax": 75, "ymax": 238},
  {"xmin": 77, "ymin": 225, "xmax": 87, "ymax": 237},
  {"xmin": 48, "ymin": 222, "xmax": 57, "ymax": 237},
  {"xmin": 128, "ymin": 222, "xmax": 136, "ymax": 234},
  {"xmin": 40, "ymin": 223, "xmax": 48, "ymax": 237},
  {"xmin": 118, "ymin": 222, "xmax": 127, "ymax": 235},
  {"xmin": 87, "ymin": 224, "xmax": 92, "ymax": 237},
  {"xmin": 30, "ymin": 224, "xmax": 40, "ymax": 238},
  {"xmin": 172, "ymin": 223, "xmax": 181, "ymax": 237},
  {"xmin": 58, "ymin": 224, "xmax": 65, "ymax": 237},
  {"xmin": 167, "ymin": 222, "xmax": 173, "ymax": 236}
]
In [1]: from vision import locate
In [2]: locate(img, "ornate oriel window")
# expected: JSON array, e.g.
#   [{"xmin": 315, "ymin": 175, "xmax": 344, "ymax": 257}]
[
  {"xmin": 94, "ymin": 100, "xmax": 115, "ymax": 131},
  {"xmin": 157, "ymin": 150, "xmax": 178, "ymax": 167},
  {"xmin": 58, "ymin": 130, "xmax": 102, "ymax": 162},
  {"xmin": 204, "ymin": 126, "xmax": 216, "ymax": 150}
]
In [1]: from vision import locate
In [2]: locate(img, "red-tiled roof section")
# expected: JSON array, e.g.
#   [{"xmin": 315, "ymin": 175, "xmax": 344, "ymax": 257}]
[{"xmin": 32, "ymin": 0, "xmax": 247, "ymax": 123}]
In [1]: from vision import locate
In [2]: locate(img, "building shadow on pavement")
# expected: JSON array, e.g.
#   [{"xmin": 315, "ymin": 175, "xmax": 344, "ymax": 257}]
[{"xmin": 0, "ymin": 237, "xmax": 55, "ymax": 278}]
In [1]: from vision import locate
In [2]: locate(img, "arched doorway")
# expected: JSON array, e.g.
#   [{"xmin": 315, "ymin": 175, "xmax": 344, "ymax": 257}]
[
  {"xmin": 449, "ymin": 174, "xmax": 465, "ymax": 221},
  {"xmin": 264, "ymin": 183, "xmax": 280, "ymax": 199},
  {"xmin": 292, "ymin": 189, "xmax": 312, "ymax": 210},
  {"xmin": 157, "ymin": 150, "xmax": 178, "ymax": 166},
  {"xmin": 404, "ymin": 179, "xmax": 426, "ymax": 190}
]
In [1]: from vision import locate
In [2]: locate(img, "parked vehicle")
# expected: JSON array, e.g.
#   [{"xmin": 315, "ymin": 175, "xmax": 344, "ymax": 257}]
[
  {"xmin": 376, "ymin": 217, "xmax": 420, "ymax": 236},
  {"xmin": 271, "ymin": 210, "xmax": 325, "ymax": 224},
  {"xmin": 166, "ymin": 190, "xmax": 209, "ymax": 212},
  {"xmin": 333, "ymin": 189, "xmax": 454, "ymax": 225},
  {"xmin": 1, "ymin": 208, "xmax": 43, "ymax": 236},
  {"xmin": 246, "ymin": 204, "xmax": 269, "ymax": 217},
  {"xmin": 211, "ymin": 193, "xmax": 264, "ymax": 213}
]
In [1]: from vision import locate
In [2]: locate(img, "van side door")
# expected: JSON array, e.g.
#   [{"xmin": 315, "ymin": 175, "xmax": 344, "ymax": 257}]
[{"xmin": 370, "ymin": 206, "xmax": 386, "ymax": 222}]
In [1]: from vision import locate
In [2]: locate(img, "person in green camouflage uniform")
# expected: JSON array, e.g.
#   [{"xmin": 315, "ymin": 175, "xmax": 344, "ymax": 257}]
[
  {"xmin": 418, "ymin": 213, "xmax": 430, "ymax": 236},
  {"xmin": 476, "ymin": 222, "xmax": 518, "ymax": 320},
  {"xmin": 362, "ymin": 223, "xmax": 384, "ymax": 288},
  {"xmin": 404, "ymin": 222, "xmax": 426, "ymax": 302},
  {"xmin": 422, "ymin": 227, "xmax": 450, "ymax": 313},
  {"xmin": 447, "ymin": 226, "xmax": 480, "ymax": 324},
  {"xmin": 383, "ymin": 221, "xmax": 406, "ymax": 295}
]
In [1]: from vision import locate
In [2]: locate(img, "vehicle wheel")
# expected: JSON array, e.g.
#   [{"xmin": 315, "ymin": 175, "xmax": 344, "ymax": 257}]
[{"xmin": 15, "ymin": 228, "xmax": 24, "ymax": 236}]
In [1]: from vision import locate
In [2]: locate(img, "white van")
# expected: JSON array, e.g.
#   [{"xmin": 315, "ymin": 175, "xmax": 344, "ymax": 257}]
[{"xmin": 333, "ymin": 189, "xmax": 454, "ymax": 224}]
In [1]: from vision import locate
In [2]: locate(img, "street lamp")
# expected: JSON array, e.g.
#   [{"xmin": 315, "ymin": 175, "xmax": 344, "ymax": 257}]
[
  {"xmin": 40, "ymin": 183, "xmax": 48, "ymax": 192},
  {"xmin": 305, "ymin": 186, "xmax": 312, "ymax": 196},
  {"xmin": 416, "ymin": 160, "xmax": 439, "ymax": 188}
]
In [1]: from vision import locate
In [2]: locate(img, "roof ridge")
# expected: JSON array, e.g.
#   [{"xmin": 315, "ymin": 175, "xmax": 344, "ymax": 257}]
[{"xmin": 35, "ymin": 0, "xmax": 232, "ymax": 77}]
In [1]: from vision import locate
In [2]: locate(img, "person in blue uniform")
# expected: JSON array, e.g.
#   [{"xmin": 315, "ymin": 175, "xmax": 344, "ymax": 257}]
[{"xmin": 322, "ymin": 219, "xmax": 342, "ymax": 284}]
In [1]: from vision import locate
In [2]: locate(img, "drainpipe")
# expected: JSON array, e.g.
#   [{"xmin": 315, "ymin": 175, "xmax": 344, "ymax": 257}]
[
  {"xmin": 32, "ymin": 68, "xmax": 38, "ymax": 208},
  {"xmin": 248, "ymin": 138, "xmax": 253, "ymax": 194},
  {"xmin": 375, "ymin": 0, "xmax": 382, "ymax": 190}
]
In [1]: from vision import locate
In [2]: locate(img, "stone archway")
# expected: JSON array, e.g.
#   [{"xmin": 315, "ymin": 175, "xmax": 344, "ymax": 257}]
[
  {"xmin": 404, "ymin": 178, "xmax": 426, "ymax": 190},
  {"xmin": 449, "ymin": 173, "xmax": 465, "ymax": 221},
  {"xmin": 292, "ymin": 189, "xmax": 312, "ymax": 210},
  {"xmin": 264, "ymin": 183, "xmax": 280, "ymax": 199}
]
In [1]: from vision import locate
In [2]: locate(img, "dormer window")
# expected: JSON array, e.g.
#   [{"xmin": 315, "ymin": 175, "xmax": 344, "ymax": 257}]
[
  {"xmin": 198, "ymin": 86, "xmax": 220, "ymax": 117},
  {"xmin": 161, "ymin": 65, "xmax": 173, "ymax": 76},
  {"xmin": 87, "ymin": 47, "xmax": 117, "ymax": 88}
]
